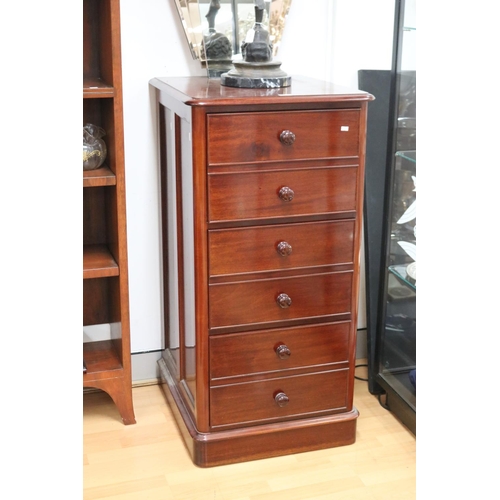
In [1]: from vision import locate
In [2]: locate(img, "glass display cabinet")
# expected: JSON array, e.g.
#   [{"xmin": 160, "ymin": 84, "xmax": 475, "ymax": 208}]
[
  {"xmin": 360, "ymin": 0, "xmax": 416, "ymax": 434},
  {"xmin": 378, "ymin": 0, "xmax": 415, "ymax": 434}
]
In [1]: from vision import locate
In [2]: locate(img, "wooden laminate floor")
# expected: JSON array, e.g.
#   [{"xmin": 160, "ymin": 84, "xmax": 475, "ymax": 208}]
[{"xmin": 83, "ymin": 367, "xmax": 416, "ymax": 500}]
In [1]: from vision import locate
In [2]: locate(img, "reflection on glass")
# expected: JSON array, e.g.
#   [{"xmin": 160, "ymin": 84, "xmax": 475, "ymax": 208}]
[
  {"xmin": 267, "ymin": 0, "xmax": 292, "ymax": 56},
  {"xmin": 173, "ymin": 0, "xmax": 292, "ymax": 63},
  {"xmin": 379, "ymin": 0, "xmax": 416, "ymax": 411},
  {"xmin": 200, "ymin": 1, "xmax": 234, "ymax": 76},
  {"xmin": 380, "ymin": 276, "xmax": 416, "ymax": 408},
  {"xmin": 380, "ymin": 150, "xmax": 416, "ymax": 401}
]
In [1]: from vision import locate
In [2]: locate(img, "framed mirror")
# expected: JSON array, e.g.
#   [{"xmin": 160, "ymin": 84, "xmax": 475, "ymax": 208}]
[{"xmin": 174, "ymin": 0, "xmax": 292, "ymax": 65}]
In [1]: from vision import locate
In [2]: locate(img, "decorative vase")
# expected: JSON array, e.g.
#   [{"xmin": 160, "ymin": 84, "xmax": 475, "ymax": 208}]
[{"xmin": 83, "ymin": 123, "xmax": 107, "ymax": 170}]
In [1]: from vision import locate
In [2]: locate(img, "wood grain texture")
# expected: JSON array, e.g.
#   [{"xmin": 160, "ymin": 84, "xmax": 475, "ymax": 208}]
[
  {"xmin": 83, "ymin": 375, "xmax": 416, "ymax": 499},
  {"xmin": 151, "ymin": 76, "xmax": 374, "ymax": 464},
  {"xmin": 207, "ymin": 110, "xmax": 360, "ymax": 165},
  {"xmin": 158, "ymin": 358, "xmax": 356, "ymax": 467},
  {"xmin": 150, "ymin": 75, "xmax": 374, "ymax": 108},
  {"xmin": 83, "ymin": 0, "xmax": 134, "ymax": 425},
  {"xmin": 209, "ymin": 322, "xmax": 351, "ymax": 380},
  {"xmin": 209, "ymin": 369, "xmax": 349, "ymax": 428},
  {"xmin": 83, "ymin": 166, "xmax": 116, "ymax": 187},
  {"xmin": 207, "ymin": 166, "xmax": 358, "ymax": 223},
  {"xmin": 209, "ymin": 271, "xmax": 352, "ymax": 330},
  {"xmin": 208, "ymin": 220, "xmax": 355, "ymax": 277},
  {"xmin": 83, "ymin": 244, "xmax": 119, "ymax": 279}
]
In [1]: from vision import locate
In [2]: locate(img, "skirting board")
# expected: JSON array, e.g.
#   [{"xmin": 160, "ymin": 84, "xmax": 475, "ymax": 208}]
[{"xmin": 131, "ymin": 350, "xmax": 163, "ymax": 384}]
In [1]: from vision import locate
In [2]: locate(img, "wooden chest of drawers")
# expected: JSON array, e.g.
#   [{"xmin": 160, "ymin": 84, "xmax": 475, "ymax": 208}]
[{"xmin": 150, "ymin": 76, "xmax": 373, "ymax": 467}]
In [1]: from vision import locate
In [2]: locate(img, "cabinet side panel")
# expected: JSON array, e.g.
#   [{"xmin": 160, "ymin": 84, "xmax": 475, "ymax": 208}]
[
  {"xmin": 347, "ymin": 102, "xmax": 370, "ymax": 409},
  {"xmin": 160, "ymin": 105, "xmax": 181, "ymax": 378},
  {"xmin": 191, "ymin": 106, "xmax": 210, "ymax": 432},
  {"xmin": 180, "ymin": 116, "xmax": 197, "ymax": 405}
]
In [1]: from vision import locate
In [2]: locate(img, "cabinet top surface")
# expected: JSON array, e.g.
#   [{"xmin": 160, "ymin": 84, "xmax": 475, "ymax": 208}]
[{"xmin": 150, "ymin": 76, "xmax": 374, "ymax": 107}]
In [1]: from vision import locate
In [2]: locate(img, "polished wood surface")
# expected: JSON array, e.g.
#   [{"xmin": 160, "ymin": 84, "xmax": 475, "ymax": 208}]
[
  {"xmin": 209, "ymin": 271, "xmax": 352, "ymax": 331},
  {"xmin": 151, "ymin": 76, "xmax": 372, "ymax": 464},
  {"xmin": 83, "ymin": 340, "xmax": 122, "ymax": 373},
  {"xmin": 207, "ymin": 109, "xmax": 360, "ymax": 165},
  {"xmin": 209, "ymin": 220, "xmax": 355, "ymax": 277},
  {"xmin": 210, "ymin": 369, "xmax": 349, "ymax": 428},
  {"xmin": 209, "ymin": 322, "xmax": 350, "ymax": 380},
  {"xmin": 160, "ymin": 354, "xmax": 358, "ymax": 467},
  {"xmin": 151, "ymin": 75, "xmax": 374, "ymax": 108},
  {"xmin": 207, "ymin": 166, "xmax": 358, "ymax": 224},
  {"xmin": 83, "ymin": 166, "xmax": 117, "ymax": 187},
  {"xmin": 83, "ymin": 0, "xmax": 135, "ymax": 425},
  {"xmin": 83, "ymin": 244, "xmax": 119, "ymax": 279},
  {"xmin": 83, "ymin": 278, "xmax": 113, "ymax": 326},
  {"xmin": 83, "ymin": 377, "xmax": 416, "ymax": 499}
]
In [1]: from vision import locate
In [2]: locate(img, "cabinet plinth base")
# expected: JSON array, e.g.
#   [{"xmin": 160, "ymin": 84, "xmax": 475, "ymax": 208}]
[
  {"xmin": 158, "ymin": 358, "xmax": 358, "ymax": 467},
  {"xmin": 381, "ymin": 381, "xmax": 416, "ymax": 436}
]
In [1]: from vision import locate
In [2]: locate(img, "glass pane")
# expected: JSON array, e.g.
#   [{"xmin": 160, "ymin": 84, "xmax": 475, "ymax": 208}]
[
  {"xmin": 174, "ymin": 0, "xmax": 205, "ymax": 60},
  {"xmin": 379, "ymin": 152, "xmax": 416, "ymax": 409},
  {"xmin": 174, "ymin": 1, "xmax": 292, "ymax": 77},
  {"xmin": 378, "ymin": 0, "xmax": 416, "ymax": 411}
]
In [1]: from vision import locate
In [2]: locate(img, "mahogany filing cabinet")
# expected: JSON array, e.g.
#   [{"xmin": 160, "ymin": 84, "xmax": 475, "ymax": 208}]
[{"xmin": 149, "ymin": 76, "xmax": 373, "ymax": 467}]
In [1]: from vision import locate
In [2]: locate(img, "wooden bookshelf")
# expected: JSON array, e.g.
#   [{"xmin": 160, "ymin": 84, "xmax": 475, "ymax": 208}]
[{"xmin": 82, "ymin": 0, "xmax": 135, "ymax": 425}]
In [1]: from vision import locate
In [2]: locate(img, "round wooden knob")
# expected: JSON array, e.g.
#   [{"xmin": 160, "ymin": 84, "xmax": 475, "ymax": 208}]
[
  {"xmin": 278, "ymin": 186, "xmax": 294, "ymax": 202},
  {"xmin": 274, "ymin": 391, "xmax": 289, "ymax": 407},
  {"xmin": 276, "ymin": 241, "xmax": 292, "ymax": 257},
  {"xmin": 276, "ymin": 293, "xmax": 292, "ymax": 309},
  {"xmin": 279, "ymin": 130, "xmax": 296, "ymax": 146},
  {"xmin": 275, "ymin": 344, "xmax": 291, "ymax": 359}
]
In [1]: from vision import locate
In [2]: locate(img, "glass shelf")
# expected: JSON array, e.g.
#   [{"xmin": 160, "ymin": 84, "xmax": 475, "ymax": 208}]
[
  {"xmin": 389, "ymin": 264, "xmax": 416, "ymax": 291},
  {"xmin": 396, "ymin": 150, "xmax": 416, "ymax": 163},
  {"xmin": 375, "ymin": 0, "xmax": 416, "ymax": 434}
]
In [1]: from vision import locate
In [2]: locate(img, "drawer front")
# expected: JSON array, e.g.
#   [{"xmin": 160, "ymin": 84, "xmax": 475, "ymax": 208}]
[
  {"xmin": 209, "ymin": 272, "xmax": 352, "ymax": 329},
  {"xmin": 210, "ymin": 369, "xmax": 349, "ymax": 427},
  {"xmin": 210, "ymin": 322, "xmax": 351, "ymax": 379},
  {"xmin": 207, "ymin": 110, "xmax": 360, "ymax": 165},
  {"xmin": 209, "ymin": 220, "xmax": 354, "ymax": 277},
  {"xmin": 208, "ymin": 166, "xmax": 357, "ymax": 223}
]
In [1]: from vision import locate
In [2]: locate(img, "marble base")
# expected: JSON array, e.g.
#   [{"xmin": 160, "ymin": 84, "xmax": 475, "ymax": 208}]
[{"xmin": 221, "ymin": 59, "xmax": 291, "ymax": 88}]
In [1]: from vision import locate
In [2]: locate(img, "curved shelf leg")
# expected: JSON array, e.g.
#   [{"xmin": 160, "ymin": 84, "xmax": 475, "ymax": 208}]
[
  {"xmin": 85, "ymin": 377, "xmax": 136, "ymax": 425},
  {"xmin": 108, "ymin": 382, "xmax": 136, "ymax": 425}
]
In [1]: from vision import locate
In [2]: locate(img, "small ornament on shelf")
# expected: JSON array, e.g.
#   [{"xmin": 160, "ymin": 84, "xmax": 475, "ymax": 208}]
[{"xmin": 83, "ymin": 123, "xmax": 107, "ymax": 171}]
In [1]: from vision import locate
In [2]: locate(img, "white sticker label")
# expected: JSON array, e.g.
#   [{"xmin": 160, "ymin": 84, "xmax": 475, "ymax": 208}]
[
  {"xmin": 341, "ymin": 126, "xmax": 349, "ymax": 132},
  {"xmin": 245, "ymin": 29, "xmax": 255, "ymax": 43}
]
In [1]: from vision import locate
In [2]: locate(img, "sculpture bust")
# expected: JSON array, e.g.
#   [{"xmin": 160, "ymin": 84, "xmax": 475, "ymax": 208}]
[
  {"xmin": 205, "ymin": 0, "xmax": 221, "ymax": 33},
  {"xmin": 203, "ymin": 0, "xmax": 233, "ymax": 75},
  {"xmin": 220, "ymin": 0, "xmax": 292, "ymax": 88},
  {"xmin": 241, "ymin": 0, "xmax": 273, "ymax": 63}
]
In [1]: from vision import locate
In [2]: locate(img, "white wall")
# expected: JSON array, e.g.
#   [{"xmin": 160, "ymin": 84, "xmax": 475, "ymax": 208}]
[
  {"xmin": 279, "ymin": 0, "xmax": 395, "ymax": 86},
  {"xmin": 120, "ymin": 0, "xmax": 396, "ymax": 356}
]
